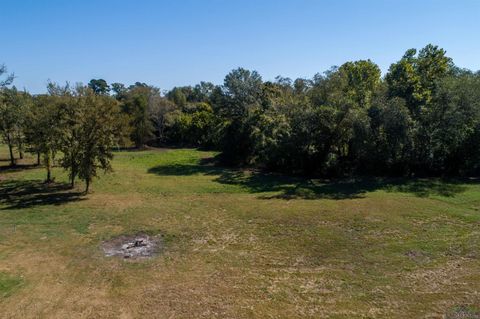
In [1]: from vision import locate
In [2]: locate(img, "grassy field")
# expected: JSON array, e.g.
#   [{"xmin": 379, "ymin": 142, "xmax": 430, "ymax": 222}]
[{"xmin": 0, "ymin": 145, "xmax": 479, "ymax": 318}]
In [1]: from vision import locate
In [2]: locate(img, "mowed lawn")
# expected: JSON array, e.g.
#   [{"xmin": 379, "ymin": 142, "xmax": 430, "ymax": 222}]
[{"xmin": 0, "ymin": 145, "xmax": 479, "ymax": 318}]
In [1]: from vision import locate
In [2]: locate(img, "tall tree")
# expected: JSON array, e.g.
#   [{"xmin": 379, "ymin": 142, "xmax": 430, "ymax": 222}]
[
  {"xmin": 222, "ymin": 68, "xmax": 264, "ymax": 118},
  {"xmin": 217, "ymin": 68, "xmax": 264, "ymax": 164},
  {"xmin": 338, "ymin": 60, "xmax": 381, "ymax": 108},
  {"xmin": 0, "ymin": 88, "xmax": 30, "ymax": 165},
  {"xmin": 149, "ymin": 96, "xmax": 178, "ymax": 144},
  {"xmin": 26, "ymin": 95, "xmax": 63, "ymax": 182},
  {"xmin": 77, "ymin": 89, "xmax": 123, "ymax": 192},
  {"xmin": 121, "ymin": 85, "xmax": 157, "ymax": 148},
  {"xmin": 386, "ymin": 44, "xmax": 453, "ymax": 114},
  {"xmin": 111, "ymin": 82, "xmax": 127, "ymax": 99},
  {"xmin": 0, "ymin": 89, "xmax": 19, "ymax": 165},
  {"xmin": 49, "ymin": 84, "xmax": 83, "ymax": 187},
  {"xmin": 88, "ymin": 79, "xmax": 110, "ymax": 95},
  {"xmin": 167, "ymin": 87, "xmax": 188, "ymax": 108},
  {"xmin": 0, "ymin": 64, "xmax": 14, "ymax": 87},
  {"xmin": 191, "ymin": 82, "xmax": 215, "ymax": 103},
  {"xmin": 0, "ymin": 65, "xmax": 16, "ymax": 165}
]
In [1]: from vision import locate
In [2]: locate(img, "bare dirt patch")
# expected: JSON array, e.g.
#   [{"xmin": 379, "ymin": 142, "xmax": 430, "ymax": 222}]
[
  {"xmin": 405, "ymin": 250, "xmax": 430, "ymax": 264},
  {"xmin": 446, "ymin": 306, "xmax": 480, "ymax": 319},
  {"xmin": 101, "ymin": 233, "xmax": 163, "ymax": 260}
]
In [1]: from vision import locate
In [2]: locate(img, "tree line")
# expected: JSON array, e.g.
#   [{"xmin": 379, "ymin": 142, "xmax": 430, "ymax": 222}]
[
  {"xmin": 1, "ymin": 44, "xmax": 480, "ymax": 191},
  {"xmin": 0, "ymin": 78, "xmax": 127, "ymax": 192}
]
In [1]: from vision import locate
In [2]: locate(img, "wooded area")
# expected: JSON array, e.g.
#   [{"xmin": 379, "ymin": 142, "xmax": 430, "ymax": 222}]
[{"xmin": 2, "ymin": 44, "xmax": 480, "ymax": 191}]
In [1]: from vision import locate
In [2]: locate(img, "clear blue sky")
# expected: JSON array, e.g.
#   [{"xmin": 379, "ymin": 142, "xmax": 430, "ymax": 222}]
[{"xmin": 2, "ymin": 0, "xmax": 479, "ymax": 94}]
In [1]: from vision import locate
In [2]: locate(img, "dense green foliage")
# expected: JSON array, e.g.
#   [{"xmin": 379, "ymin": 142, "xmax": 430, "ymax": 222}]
[
  {"xmin": 1, "ymin": 81, "xmax": 126, "ymax": 191},
  {"xmin": 1, "ymin": 44, "xmax": 480, "ymax": 182},
  {"xmin": 154, "ymin": 45, "xmax": 480, "ymax": 176}
]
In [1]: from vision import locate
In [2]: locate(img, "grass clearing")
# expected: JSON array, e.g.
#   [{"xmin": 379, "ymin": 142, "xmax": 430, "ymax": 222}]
[{"xmin": 0, "ymin": 145, "xmax": 479, "ymax": 318}]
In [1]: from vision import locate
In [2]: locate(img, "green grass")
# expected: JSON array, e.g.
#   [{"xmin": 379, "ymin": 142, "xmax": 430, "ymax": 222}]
[
  {"xmin": 0, "ymin": 146, "xmax": 480, "ymax": 318},
  {"xmin": 0, "ymin": 272, "xmax": 23, "ymax": 299}
]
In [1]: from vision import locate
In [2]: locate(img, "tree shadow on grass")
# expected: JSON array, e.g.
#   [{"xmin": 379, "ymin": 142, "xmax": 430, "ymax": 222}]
[
  {"xmin": 147, "ymin": 160, "xmax": 473, "ymax": 200},
  {"xmin": 148, "ymin": 162, "xmax": 225, "ymax": 176},
  {"xmin": 257, "ymin": 177, "xmax": 470, "ymax": 200},
  {"xmin": 0, "ymin": 180, "xmax": 85, "ymax": 210},
  {"xmin": 0, "ymin": 163, "xmax": 39, "ymax": 173}
]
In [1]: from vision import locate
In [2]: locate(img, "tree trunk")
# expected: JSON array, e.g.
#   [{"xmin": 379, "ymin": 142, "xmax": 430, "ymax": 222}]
[
  {"xmin": 70, "ymin": 172, "xmax": 76, "ymax": 189},
  {"xmin": 6, "ymin": 135, "xmax": 15, "ymax": 166},
  {"xmin": 85, "ymin": 178, "xmax": 90, "ymax": 193},
  {"xmin": 18, "ymin": 141, "xmax": 24, "ymax": 159},
  {"xmin": 46, "ymin": 167, "xmax": 52, "ymax": 183},
  {"xmin": 45, "ymin": 152, "xmax": 52, "ymax": 183},
  {"xmin": 37, "ymin": 152, "xmax": 41, "ymax": 166}
]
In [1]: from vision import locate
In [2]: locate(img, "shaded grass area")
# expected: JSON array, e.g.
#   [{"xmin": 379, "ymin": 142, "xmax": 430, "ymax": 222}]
[
  {"xmin": 148, "ymin": 161, "xmax": 471, "ymax": 199},
  {"xmin": 0, "ymin": 180, "xmax": 85, "ymax": 210},
  {"xmin": 0, "ymin": 163, "xmax": 38, "ymax": 173}
]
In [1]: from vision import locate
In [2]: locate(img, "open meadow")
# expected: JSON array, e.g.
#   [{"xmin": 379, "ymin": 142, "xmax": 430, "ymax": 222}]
[{"xmin": 0, "ymin": 145, "xmax": 479, "ymax": 318}]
